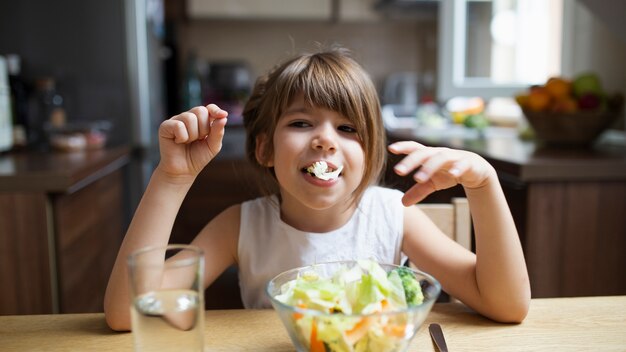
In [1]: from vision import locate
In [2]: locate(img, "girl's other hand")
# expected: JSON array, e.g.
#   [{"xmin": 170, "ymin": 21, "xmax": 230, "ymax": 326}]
[
  {"xmin": 388, "ymin": 141, "xmax": 496, "ymax": 206},
  {"xmin": 157, "ymin": 104, "xmax": 228, "ymax": 182}
]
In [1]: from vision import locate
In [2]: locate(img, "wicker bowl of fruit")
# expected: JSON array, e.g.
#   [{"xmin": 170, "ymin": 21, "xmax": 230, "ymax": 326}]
[{"xmin": 516, "ymin": 73, "xmax": 623, "ymax": 147}]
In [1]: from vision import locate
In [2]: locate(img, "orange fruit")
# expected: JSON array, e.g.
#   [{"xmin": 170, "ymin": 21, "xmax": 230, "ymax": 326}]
[
  {"xmin": 527, "ymin": 87, "xmax": 551, "ymax": 111},
  {"xmin": 545, "ymin": 77, "xmax": 572, "ymax": 100},
  {"xmin": 515, "ymin": 94, "xmax": 529, "ymax": 109}
]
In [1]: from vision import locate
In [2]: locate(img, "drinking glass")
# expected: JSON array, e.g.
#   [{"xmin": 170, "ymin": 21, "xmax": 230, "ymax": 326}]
[{"xmin": 128, "ymin": 244, "xmax": 205, "ymax": 352}]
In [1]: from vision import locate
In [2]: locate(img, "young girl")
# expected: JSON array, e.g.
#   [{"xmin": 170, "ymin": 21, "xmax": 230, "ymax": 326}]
[{"xmin": 104, "ymin": 48, "xmax": 530, "ymax": 331}]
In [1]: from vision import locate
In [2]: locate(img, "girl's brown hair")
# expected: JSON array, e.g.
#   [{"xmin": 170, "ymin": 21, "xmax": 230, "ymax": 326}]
[{"xmin": 242, "ymin": 47, "xmax": 386, "ymax": 202}]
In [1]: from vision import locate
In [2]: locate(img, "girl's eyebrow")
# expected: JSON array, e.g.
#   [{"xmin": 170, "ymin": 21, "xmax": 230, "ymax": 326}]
[{"xmin": 283, "ymin": 106, "xmax": 310, "ymax": 116}]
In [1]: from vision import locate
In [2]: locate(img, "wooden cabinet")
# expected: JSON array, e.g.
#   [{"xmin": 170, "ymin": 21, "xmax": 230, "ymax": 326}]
[
  {"xmin": 187, "ymin": 0, "xmax": 332, "ymax": 20},
  {"xmin": 187, "ymin": 0, "xmax": 435, "ymax": 22},
  {"xmin": 0, "ymin": 147, "xmax": 130, "ymax": 314},
  {"xmin": 0, "ymin": 193, "xmax": 51, "ymax": 314},
  {"xmin": 54, "ymin": 170, "xmax": 125, "ymax": 313},
  {"xmin": 340, "ymin": 0, "xmax": 383, "ymax": 22}
]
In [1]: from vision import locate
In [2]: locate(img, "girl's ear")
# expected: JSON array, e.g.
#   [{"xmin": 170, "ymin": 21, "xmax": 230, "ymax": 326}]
[{"xmin": 255, "ymin": 134, "xmax": 274, "ymax": 167}]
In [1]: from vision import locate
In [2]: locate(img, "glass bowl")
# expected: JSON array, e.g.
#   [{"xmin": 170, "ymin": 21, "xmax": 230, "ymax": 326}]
[{"xmin": 266, "ymin": 260, "xmax": 441, "ymax": 352}]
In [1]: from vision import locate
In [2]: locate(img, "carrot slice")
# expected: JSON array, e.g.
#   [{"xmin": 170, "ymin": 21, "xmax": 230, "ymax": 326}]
[
  {"xmin": 381, "ymin": 299, "xmax": 389, "ymax": 310},
  {"xmin": 383, "ymin": 323, "xmax": 407, "ymax": 337},
  {"xmin": 346, "ymin": 318, "xmax": 368, "ymax": 336},
  {"xmin": 345, "ymin": 317, "xmax": 373, "ymax": 345},
  {"xmin": 293, "ymin": 303, "xmax": 307, "ymax": 320},
  {"xmin": 310, "ymin": 319, "xmax": 325, "ymax": 352}
]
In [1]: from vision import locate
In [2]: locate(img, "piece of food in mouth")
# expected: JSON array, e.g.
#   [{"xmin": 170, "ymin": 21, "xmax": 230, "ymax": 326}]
[{"xmin": 306, "ymin": 161, "xmax": 343, "ymax": 181}]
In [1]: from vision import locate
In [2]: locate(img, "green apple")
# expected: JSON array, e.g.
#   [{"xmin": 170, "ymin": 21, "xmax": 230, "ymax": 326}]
[
  {"xmin": 572, "ymin": 73, "xmax": 603, "ymax": 97},
  {"xmin": 463, "ymin": 113, "xmax": 489, "ymax": 130}
]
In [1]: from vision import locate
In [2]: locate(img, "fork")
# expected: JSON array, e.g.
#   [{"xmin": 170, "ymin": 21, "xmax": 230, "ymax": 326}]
[{"xmin": 429, "ymin": 323, "xmax": 449, "ymax": 352}]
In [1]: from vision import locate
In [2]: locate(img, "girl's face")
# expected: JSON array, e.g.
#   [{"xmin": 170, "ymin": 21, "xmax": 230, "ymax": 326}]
[{"xmin": 264, "ymin": 95, "xmax": 365, "ymax": 215}]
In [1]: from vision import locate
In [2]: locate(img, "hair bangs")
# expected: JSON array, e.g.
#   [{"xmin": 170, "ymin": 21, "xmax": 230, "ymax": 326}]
[{"xmin": 294, "ymin": 55, "xmax": 368, "ymax": 131}]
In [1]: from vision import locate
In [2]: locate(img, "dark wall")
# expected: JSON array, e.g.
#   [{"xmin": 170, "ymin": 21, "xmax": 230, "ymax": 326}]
[{"xmin": 0, "ymin": 0, "xmax": 132, "ymax": 146}]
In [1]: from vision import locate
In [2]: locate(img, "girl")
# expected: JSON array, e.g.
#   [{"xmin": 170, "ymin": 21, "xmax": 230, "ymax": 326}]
[{"xmin": 104, "ymin": 48, "xmax": 530, "ymax": 331}]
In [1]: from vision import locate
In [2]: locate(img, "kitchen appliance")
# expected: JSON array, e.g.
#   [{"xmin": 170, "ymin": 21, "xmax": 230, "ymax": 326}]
[
  {"xmin": 384, "ymin": 71, "xmax": 419, "ymax": 106},
  {"xmin": 382, "ymin": 72, "xmax": 420, "ymax": 129},
  {"xmin": 0, "ymin": 0, "xmax": 168, "ymax": 197},
  {"xmin": 0, "ymin": 56, "xmax": 12, "ymax": 152},
  {"xmin": 204, "ymin": 61, "xmax": 252, "ymax": 125}
]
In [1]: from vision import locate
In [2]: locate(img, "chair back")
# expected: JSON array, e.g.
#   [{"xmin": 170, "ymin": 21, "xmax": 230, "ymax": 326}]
[{"xmin": 418, "ymin": 197, "xmax": 472, "ymax": 250}]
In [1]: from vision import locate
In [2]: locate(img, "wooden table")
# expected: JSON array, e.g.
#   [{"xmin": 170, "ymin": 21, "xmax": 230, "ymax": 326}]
[{"xmin": 1, "ymin": 296, "xmax": 624, "ymax": 351}]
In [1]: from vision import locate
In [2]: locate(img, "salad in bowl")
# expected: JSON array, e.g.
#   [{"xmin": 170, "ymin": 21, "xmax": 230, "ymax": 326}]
[{"xmin": 266, "ymin": 260, "xmax": 441, "ymax": 352}]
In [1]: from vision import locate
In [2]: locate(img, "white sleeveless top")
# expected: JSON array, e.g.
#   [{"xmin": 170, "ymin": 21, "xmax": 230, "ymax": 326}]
[{"xmin": 237, "ymin": 186, "xmax": 405, "ymax": 308}]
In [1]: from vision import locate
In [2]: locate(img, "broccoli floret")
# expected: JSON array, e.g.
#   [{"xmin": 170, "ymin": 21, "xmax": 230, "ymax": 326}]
[{"xmin": 391, "ymin": 267, "xmax": 424, "ymax": 307}]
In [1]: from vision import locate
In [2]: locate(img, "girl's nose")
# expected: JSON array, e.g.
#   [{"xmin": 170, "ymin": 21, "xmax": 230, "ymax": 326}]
[{"xmin": 311, "ymin": 125, "xmax": 337, "ymax": 151}]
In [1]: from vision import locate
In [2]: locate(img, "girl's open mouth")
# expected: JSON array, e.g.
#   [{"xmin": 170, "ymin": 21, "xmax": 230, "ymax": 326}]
[{"xmin": 303, "ymin": 161, "xmax": 343, "ymax": 181}]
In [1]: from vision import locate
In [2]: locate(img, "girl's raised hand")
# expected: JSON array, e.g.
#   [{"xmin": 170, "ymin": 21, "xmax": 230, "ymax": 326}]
[
  {"xmin": 388, "ymin": 141, "xmax": 496, "ymax": 206},
  {"xmin": 157, "ymin": 104, "xmax": 228, "ymax": 182}
]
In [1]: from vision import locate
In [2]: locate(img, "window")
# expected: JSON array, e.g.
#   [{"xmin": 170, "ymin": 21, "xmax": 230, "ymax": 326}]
[{"xmin": 438, "ymin": 0, "xmax": 568, "ymax": 100}]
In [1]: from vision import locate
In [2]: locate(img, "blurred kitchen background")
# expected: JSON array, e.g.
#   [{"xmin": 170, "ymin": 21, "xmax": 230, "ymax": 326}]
[
  {"xmin": 1, "ymin": 0, "xmax": 625, "ymax": 199},
  {"xmin": 1, "ymin": 0, "xmax": 626, "ymax": 314}
]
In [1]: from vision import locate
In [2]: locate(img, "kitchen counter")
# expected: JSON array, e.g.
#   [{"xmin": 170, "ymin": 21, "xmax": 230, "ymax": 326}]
[
  {"xmin": 0, "ymin": 146, "xmax": 131, "ymax": 315},
  {"xmin": 386, "ymin": 126, "xmax": 626, "ymax": 298},
  {"xmin": 389, "ymin": 126, "xmax": 626, "ymax": 182},
  {"xmin": 0, "ymin": 146, "xmax": 130, "ymax": 193}
]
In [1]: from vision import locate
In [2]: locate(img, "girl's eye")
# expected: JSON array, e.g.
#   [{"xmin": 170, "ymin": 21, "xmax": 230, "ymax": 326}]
[
  {"xmin": 288, "ymin": 121, "xmax": 311, "ymax": 128},
  {"xmin": 338, "ymin": 125, "xmax": 357, "ymax": 133}
]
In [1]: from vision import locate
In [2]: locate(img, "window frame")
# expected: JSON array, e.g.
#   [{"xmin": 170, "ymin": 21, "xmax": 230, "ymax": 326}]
[{"xmin": 437, "ymin": 0, "xmax": 574, "ymax": 101}]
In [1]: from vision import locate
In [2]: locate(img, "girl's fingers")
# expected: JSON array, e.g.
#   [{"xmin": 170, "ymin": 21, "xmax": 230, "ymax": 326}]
[
  {"xmin": 207, "ymin": 104, "xmax": 228, "ymax": 125},
  {"xmin": 191, "ymin": 104, "xmax": 227, "ymax": 140},
  {"xmin": 204, "ymin": 104, "xmax": 228, "ymax": 155},
  {"xmin": 390, "ymin": 140, "xmax": 493, "ymax": 195},
  {"xmin": 388, "ymin": 141, "xmax": 425, "ymax": 155},
  {"xmin": 173, "ymin": 112, "xmax": 200, "ymax": 141},
  {"xmin": 415, "ymin": 150, "xmax": 459, "ymax": 183},
  {"xmin": 402, "ymin": 182, "xmax": 436, "ymax": 206},
  {"xmin": 189, "ymin": 106, "xmax": 210, "ymax": 139},
  {"xmin": 205, "ymin": 117, "xmax": 228, "ymax": 155},
  {"xmin": 392, "ymin": 147, "xmax": 439, "ymax": 177},
  {"xmin": 159, "ymin": 105, "xmax": 228, "ymax": 145},
  {"xmin": 159, "ymin": 119, "xmax": 189, "ymax": 143},
  {"xmin": 449, "ymin": 159, "xmax": 470, "ymax": 179}
]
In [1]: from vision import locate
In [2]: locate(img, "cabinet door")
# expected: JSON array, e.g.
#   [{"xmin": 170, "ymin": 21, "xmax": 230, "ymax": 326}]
[
  {"xmin": 54, "ymin": 170, "xmax": 124, "ymax": 313},
  {"xmin": 188, "ymin": 0, "xmax": 331, "ymax": 20},
  {"xmin": 340, "ymin": 0, "xmax": 380, "ymax": 21},
  {"xmin": 0, "ymin": 193, "xmax": 53, "ymax": 315}
]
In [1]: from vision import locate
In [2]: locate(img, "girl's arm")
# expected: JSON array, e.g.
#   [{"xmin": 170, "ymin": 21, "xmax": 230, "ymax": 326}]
[
  {"xmin": 463, "ymin": 174, "xmax": 530, "ymax": 322},
  {"xmin": 104, "ymin": 170, "xmax": 194, "ymax": 331},
  {"xmin": 390, "ymin": 141, "xmax": 530, "ymax": 323},
  {"xmin": 104, "ymin": 105, "xmax": 228, "ymax": 331}
]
